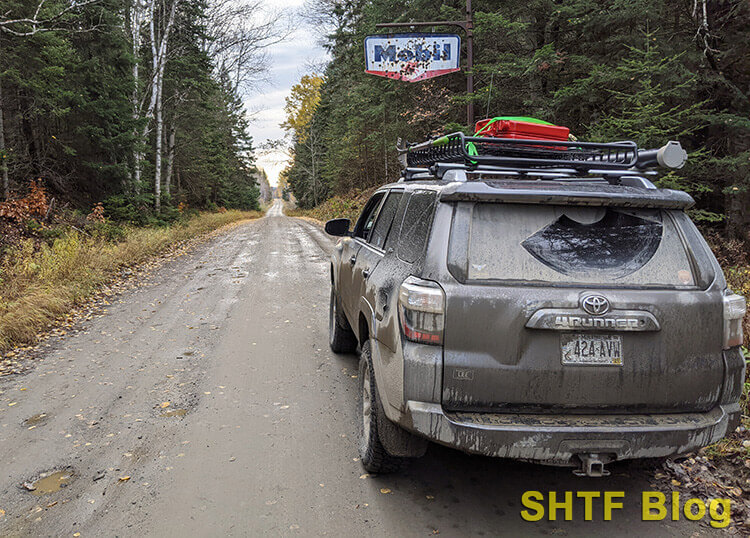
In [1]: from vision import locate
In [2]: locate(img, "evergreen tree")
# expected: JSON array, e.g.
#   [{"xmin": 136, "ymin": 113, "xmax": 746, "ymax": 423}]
[
  {"xmin": 0, "ymin": 0, "xmax": 271, "ymax": 217},
  {"xmin": 289, "ymin": 0, "xmax": 750, "ymax": 246}
]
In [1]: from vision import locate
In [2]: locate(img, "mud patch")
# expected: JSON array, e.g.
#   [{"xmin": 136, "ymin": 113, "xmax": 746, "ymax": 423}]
[
  {"xmin": 23, "ymin": 413, "xmax": 49, "ymax": 427},
  {"xmin": 24, "ymin": 470, "xmax": 74, "ymax": 496},
  {"xmin": 160, "ymin": 408, "xmax": 188, "ymax": 418}
]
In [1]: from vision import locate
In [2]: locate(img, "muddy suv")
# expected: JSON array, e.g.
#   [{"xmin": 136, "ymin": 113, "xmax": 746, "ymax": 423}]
[{"xmin": 325, "ymin": 133, "xmax": 746, "ymax": 476}]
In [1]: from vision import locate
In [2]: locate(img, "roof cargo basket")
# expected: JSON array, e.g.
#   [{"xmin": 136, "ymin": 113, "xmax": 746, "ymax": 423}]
[{"xmin": 399, "ymin": 132, "xmax": 686, "ymax": 175}]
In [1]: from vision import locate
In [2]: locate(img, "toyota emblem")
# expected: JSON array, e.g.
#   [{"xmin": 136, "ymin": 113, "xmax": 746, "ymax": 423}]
[{"xmin": 581, "ymin": 294, "xmax": 610, "ymax": 316}]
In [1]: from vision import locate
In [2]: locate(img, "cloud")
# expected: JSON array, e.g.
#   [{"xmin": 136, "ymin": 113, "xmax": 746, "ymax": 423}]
[{"xmin": 243, "ymin": 8, "xmax": 329, "ymax": 185}]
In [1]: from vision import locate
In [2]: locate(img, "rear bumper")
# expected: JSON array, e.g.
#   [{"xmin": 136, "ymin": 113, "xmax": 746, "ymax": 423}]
[{"xmin": 403, "ymin": 401, "xmax": 740, "ymax": 465}]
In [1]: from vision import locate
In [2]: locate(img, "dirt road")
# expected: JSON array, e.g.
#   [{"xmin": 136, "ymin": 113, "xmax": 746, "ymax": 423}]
[{"xmin": 0, "ymin": 200, "xmax": 702, "ymax": 536}]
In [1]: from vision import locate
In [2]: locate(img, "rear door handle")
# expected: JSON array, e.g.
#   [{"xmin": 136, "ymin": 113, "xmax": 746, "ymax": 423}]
[
  {"xmin": 349, "ymin": 255, "xmax": 357, "ymax": 266},
  {"xmin": 376, "ymin": 293, "xmax": 388, "ymax": 320}
]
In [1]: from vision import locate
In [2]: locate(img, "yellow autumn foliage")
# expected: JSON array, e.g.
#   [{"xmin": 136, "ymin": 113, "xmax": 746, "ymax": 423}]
[{"xmin": 0, "ymin": 210, "xmax": 259, "ymax": 350}]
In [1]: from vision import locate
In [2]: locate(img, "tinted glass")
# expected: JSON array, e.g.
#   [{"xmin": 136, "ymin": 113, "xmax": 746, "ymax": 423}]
[
  {"xmin": 462, "ymin": 204, "xmax": 695, "ymax": 286},
  {"xmin": 369, "ymin": 192, "xmax": 403, "ymax": 248},
  {"xmin": 354, "ymin": 192, "xmax": 385, "ymax": 241},
  {"xmin": 397, "ymin": 191, "xmax": 437, "ymax": 263},
  {"xmin": 384, "ymin": 193, "xmax": 410, "ymax": 252}
]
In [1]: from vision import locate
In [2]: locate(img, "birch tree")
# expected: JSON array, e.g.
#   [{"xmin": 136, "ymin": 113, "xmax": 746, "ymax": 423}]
[
  {"xmin": 129, "ymin": 0, "xmax": 144, "ymax": 190},
  {"xmin": 130, "ymin": 0, "xmax": 178, "ymax": 209}
]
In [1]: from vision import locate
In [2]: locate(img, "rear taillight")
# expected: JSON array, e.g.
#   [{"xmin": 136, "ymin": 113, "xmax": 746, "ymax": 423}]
[
  {"xmin": 723, "ymin": 292, "xmax": 746, "ymax": 349},
  {"xmin": 398, "ymin": 276, "xmax": 445, "ymax": 346}
]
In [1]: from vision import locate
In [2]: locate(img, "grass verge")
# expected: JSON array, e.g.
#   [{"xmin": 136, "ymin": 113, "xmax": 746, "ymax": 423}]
[{"xmin": 0, "ymin": 210, "xmax": 260, "ymax": 351}]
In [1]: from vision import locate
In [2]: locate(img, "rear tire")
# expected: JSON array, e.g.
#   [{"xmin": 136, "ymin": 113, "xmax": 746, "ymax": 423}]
[
  {"xmin": 329, "ymin": 288, "xmax": 357, "ymax": 354},
  {"xmin": 358, "ymin": 341, "xmax": 410, "ymax": 473}
]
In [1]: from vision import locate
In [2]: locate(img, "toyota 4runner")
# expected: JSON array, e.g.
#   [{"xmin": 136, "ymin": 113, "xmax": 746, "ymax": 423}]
[{"xmin": 324, "ymin": 132, "xmax": 746, "ymax": 477}]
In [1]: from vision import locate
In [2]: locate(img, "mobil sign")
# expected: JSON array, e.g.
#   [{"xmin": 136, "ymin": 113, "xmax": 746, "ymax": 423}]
[{"xmin": 364, "ymin": 33, "xmax": 461, "ymax": 82}]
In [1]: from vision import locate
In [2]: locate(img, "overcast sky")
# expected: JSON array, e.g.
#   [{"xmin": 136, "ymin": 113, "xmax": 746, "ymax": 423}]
[{"xmin": 247, "ymin": 1, "xmax": 328, "ymax": 186}]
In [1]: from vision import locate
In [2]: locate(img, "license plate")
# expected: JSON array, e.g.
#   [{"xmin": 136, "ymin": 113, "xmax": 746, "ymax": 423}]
[{"xmin": 561, "ymin": 334, "xmax": 623, "ymax": 366}]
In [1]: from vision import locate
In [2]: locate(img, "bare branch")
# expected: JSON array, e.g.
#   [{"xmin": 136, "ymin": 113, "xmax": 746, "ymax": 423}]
[
  {"xmin": 203, "ymin": 0, "xmax": 295, "ymax": 96},
  {"xmin": 0, "ymin": 0, "xmax": 102, "ymax": 36}
]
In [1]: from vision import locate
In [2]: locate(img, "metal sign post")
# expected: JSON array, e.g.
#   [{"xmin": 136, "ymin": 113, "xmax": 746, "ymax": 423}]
[{"xmin": 375, "ymin": 0, "xmax": 474, "ymax": 126}]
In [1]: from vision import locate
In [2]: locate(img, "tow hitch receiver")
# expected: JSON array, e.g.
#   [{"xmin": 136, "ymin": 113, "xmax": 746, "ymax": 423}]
[{"xmin": 573, "ymin": 454, "xmax": 610, "ymax": 478}]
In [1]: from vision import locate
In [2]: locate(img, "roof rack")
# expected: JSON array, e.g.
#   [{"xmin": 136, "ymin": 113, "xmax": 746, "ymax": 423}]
[{"xmin": 397, "ymin": 133, "xmax": 687, "ymax": 180}]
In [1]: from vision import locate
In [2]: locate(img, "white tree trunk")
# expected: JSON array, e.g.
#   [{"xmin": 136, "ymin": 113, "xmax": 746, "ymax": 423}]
[
  {"xmin": 0, "ymin": 76, "xmax": 8, "ymax": 200},
  {"xmin": 138, "ymin": 0, "xmax": 177, "ymax": 210},
  {"xmin": 130, "ymin": 0, "xmax": 143, "ymax": 191},
  {"xmin": 154, "ymin": 70, "xmax": 164, "ymax": 211}
]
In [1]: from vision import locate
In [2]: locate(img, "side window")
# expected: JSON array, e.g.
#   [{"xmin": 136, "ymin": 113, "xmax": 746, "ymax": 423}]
[
  {"xmin": 354, "ymin": 192, "xmax": 385, "ymax": 241},
  {"xmin": 397, "ymin": 191, "xmax": 438, "ymax": 263},
  {"xmin": 384, "ymin": 192, "xmax": 410, "ymax": 252},
  {"xmin": 369, "ymin": 191, "xmax": 403, "ymax": 249}
]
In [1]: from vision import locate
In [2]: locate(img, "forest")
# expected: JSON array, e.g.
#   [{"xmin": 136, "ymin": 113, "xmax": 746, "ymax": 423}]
[
  {"xmin": 0, "ymin": 0, "xmax": 279, "ymax": 223},
  {"xmin": 284, "ymin": 0, "xmax": 750, "ymax": 247}
]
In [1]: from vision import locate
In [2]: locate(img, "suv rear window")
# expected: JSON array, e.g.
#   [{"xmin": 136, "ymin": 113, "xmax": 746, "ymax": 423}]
[{"xmin": 453, "ymin": 203, "xmax": 696, "ymax": 287}]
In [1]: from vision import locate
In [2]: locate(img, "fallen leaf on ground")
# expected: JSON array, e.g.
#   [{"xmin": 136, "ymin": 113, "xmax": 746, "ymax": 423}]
[
  {"xmin": 118, "ymin": 476, "xmax": 130, "ymax": 482},
  {"xmin": 160, "ymin": 402, "xmax": 170, "ymax": 409},
  {"xmin": 380, "ymin": 488, "xmax": 392, "ymax": 494}
]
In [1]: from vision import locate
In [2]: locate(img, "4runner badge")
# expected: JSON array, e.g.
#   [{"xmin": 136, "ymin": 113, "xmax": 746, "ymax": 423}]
[{"xmin": 581, "ymin": 294, "xmax": 610, "ymax": 316}]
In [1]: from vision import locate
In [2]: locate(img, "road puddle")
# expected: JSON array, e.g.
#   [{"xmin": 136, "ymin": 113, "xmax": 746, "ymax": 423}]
[
  {"xmin": 24, "ymin": 413, "xmax": 49, "ymax": 427},
  {"xmin": 28, "ymin": 470, "xmax": 73, "ymax": 496},
  {"xmin": 161, "ymin": 408, "xmax": 187, "ymax": 418}
]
